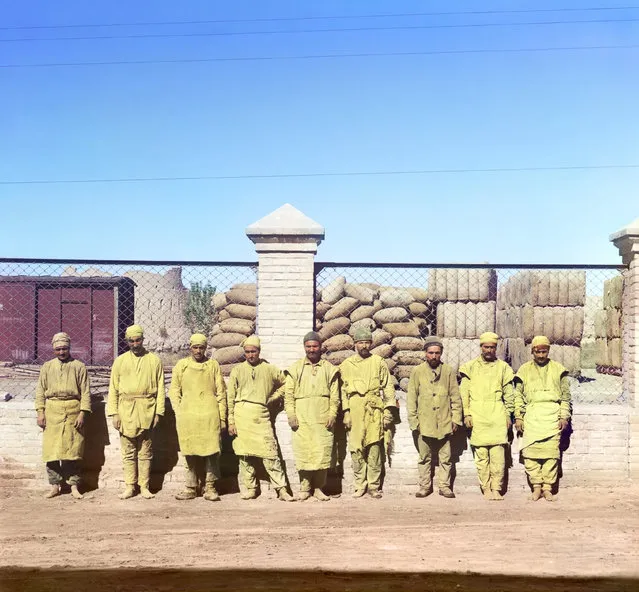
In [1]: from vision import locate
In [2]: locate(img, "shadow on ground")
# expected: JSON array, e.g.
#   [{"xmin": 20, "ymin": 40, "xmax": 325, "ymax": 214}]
[{"xmin": 1, "ymin": 569, "xmax": 636, "ymax": 592}]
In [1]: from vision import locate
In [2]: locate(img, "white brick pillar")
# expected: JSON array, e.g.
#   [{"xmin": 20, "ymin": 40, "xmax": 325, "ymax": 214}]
[
  {"xmin": 610, "ymin": 217, "xmax": 639, "ymax": 479},
  {"xmin": 246, "ymin": 203, "xmax": 324, "ymax": 370}
]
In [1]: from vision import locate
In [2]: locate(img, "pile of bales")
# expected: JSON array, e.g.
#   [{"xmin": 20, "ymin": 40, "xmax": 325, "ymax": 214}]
[
  {"xmin": 595, "ymin": 275, "xmax": 623, "ymax": 375},
  {"xmin": 209, "ymin": 283, "xmax": 257, "ymax": 375},
  {"xmin": 496, "ymin": 271, "xmax": 585, "ymax": 373}
]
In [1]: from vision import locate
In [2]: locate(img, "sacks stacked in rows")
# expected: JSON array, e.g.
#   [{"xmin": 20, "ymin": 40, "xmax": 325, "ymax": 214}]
[
  {"xmin": 496, "ymin": 271, "xmax": 586, "ymax": 372},
  {"xmin": 316, "ymin": 277, "xmax": 434, "ymax": 391},
  {"xmin": 594, "ymin": 275, "xmax": 623, "ymax": 373},
  {"xmin": 209, "ymin": 283, "xmax": 257, "ymax": 375}
]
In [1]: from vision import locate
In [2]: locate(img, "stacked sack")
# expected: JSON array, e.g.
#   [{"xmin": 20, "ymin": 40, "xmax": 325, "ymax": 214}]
[
  {"xmin": 209, "ymin": 283, "xmax": 257, "ymax": 375},
  {"xmin": 594, "ymin": 275, "xmax": 623, "ymax": 375},
  {"xmin": 316, "ymin": 277, "xmax": 434, "ymax": 392},
  {"xmin": 429, "ymin": 268, "xmax": 497, "ymax": 370},
  {"xmin": 496, "ymin": 271, "xmax": 585, "ymax": 373}
]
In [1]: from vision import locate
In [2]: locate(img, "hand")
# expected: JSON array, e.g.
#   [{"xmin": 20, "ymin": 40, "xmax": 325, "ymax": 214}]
[
  {"xmin": 383, "ymin": 417, "xmax": 393, "ymax": 430},
  {"xmin": 506, "ymin": 417, "xmax": 513, "ymax": 431},
  {"xmin": 228, "ymin": 424, "xmax": 237, "ymax": 437},
  {"xmin": 558, "ymin": 419, "xmax": 569, "ymax": 432},
  {"xmin": 152, "ymin": 415, "xmax": 160, "ymax": 429},
  {"xmin": 74, "ymin": 411, "xmax": 86, "ymax": 431},
  {"xmin": 220, "ymin": 422, "xmax": 227, "ymax": 433},
  {"xmin": 37, "ymin": 412, "xmax": 46, "ymax": 430},
  {"xmin": 515, "ymin": 419, "xmax": 524, "ymax": 435},
  {"xmin": 452, "ymin": 423, "xmax": 459, "ymax": 434},
  {"xmin": 343, "ymin": 411, "xmax": 351, "ymax": 431},
  {"xmin": 325, "ymin": 416, "xmax": 336, "ymax": 430},
  {"xmin": 288, "ymin": 415, "xmax": 299, "ymax": 431},
  {"xmin": 112, "ymin": 414, "xmax": 121, "ymax": 431},
  {"xmin": 464, "ymin": 416, "xmax": 473, "ymax": 429}
]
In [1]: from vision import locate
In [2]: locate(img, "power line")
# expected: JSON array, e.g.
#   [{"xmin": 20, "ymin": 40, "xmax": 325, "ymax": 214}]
[
  {"xmin": 3, "ymin": 17, "xmax": 637, "ymax": 42},
  {"xmin": 2, "ymin": 44, "xmax": 635, "ymax": 69},
  {"xmin": 2, "ymin": 165, "xmax": 638, "ymax": 186},
  {"xmin": 1, "ymin": 5, "xmax": 637, "ymax": 31}
]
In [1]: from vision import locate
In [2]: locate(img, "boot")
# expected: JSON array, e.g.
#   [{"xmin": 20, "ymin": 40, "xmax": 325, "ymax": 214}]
[
  {"xmin": 70, "ymin": 484, "xmax": 84, "ymax": 500},
  {"xmin": 203, "ymin": 484, "xmax": 220, "ymax": 502},
  {"xmin": 138, "ymin": 460, "xmax": 155, "ymax": 498},
  {"xmin": 277, "ymin": 488, "xmax": 296, "ymax": 502},
  {"xmin": 313, "ymin": 489, "xmax": 330, "ymax": 501},
  {"xmin": 175, "ymin": 487, "xmax": 197, "ymax": 500},
  {"xmin": 352, "ymin": 488, "xmax": 367, "ymax": 498},
  {"xmin": 241, "ymin": 489, "xmax": 257, "ymax": 500},
  {"xmin": 118, "ymin": 485, "xmax": 136, "ymax": 500},
  {"xmin": 415, "ymin": 487, "xmax": 433, "ymax": 498},
  {"xmin": 298, "ymin": 491, "xmax": 312, "ymax": 501},
  {"xmin": 490, "ymin": 490, "xmax": 504, "ymax": 501},
  {"xmin": 368, "ymin": 489, "xmax": 383, "ymax": 499},
  {"xmin": 438, "ymin": 487, "xmax": 456, "ymax": 499},
  {"xmin": 531, "ymin": 486, "xmax": 542, "ymax": 501},
  {"xmin": 542, "ymin": 488, "xmax": 554, "ymax": 502},
  {"xmin": 44, "ymin": 484, "xmax": 61, "ymax": 499}
]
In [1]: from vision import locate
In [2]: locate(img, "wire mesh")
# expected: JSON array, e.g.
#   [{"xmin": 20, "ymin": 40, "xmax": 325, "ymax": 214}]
[
  {"xmin": 0, "ymin": 259, "xmax": 257, "ymax": 400},
  {"xmin": 314, "ymin": 263, "xmax": 626, "ymax": 405}
]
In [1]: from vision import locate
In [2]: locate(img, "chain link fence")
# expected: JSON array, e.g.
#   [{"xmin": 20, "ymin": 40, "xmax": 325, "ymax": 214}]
[
  {"xmin": 0, "ymin": 258, "xmax": 257, "ymax": 400},
  {"xmin": 314, "ymin": 263, "xmax": 626, "ymax": 405}
]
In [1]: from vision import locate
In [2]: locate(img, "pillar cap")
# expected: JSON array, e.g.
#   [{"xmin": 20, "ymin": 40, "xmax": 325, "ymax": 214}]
[
  {"xmin": 610, "ymin": 217, "xmax": 639, "ymax": 265},
  {"xmin": 246, "ymin": 204, "xmax": 324, "ymax": 252}
]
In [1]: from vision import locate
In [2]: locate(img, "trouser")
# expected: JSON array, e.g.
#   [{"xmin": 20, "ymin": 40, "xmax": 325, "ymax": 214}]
[
  {"xmin": 473, "ymin": 444, "xmax": 506, "ymax": 493},
  {"xmin": 120, "ymin": 431, "xmax": 153, "ymax": 488},
  {"xmin": 351, "ymin": 441, "xmax": 383, "ymax": 492},
  {"xmin": 299, "ymin": 469, "xmax": 327, "ymax": 493},
  {"xmin": 239, "ymin": 456, "xmax": 287, "ymax": 492},
  {"xmin": 416, "ymin": 435, "xmax": 452, "ymax": 491},
  {"xmin": 523, "ymin": 457, "xmax": 558, "ymax": 491},
  {"xmin": 46, "ymin": 460, "xmax": 81, "ymax": 486},
  {"xmin": 184, "ymin": 454, "xmax": 221, "ymax": 490}
]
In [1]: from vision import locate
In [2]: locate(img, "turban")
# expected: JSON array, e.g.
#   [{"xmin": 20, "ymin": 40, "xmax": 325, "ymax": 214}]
[
  {"xmin": 51, "ymin": 332, "xmax": 71, "ymax": 347},
  {"xmin": 242, "ymin": 335, "xmax": 261, "ymax": 349},
  {"xmin": 353, "ymin": 328, "xmax": 373, "ymax": 342},
  {"xmin": 303, "ymin": 331, "xmax": 321, "ymax": 344},
  {"xmin": 531, "ymin": 335, "xmax": 551, "ymax": 350},
  {"xmin": 190, "ymin": 333, "xmax": 207, "ymax": 346},
  {"xmin": 125, "ymin": 325, "xmax": 144, "ymax": 339},
  {"xmin": 423, "ymin": 336, "xmax": 443, "ymax": 350},
  {"xmin": 479, "ymin": 332, "xmax": 499, "ymax": 345}
]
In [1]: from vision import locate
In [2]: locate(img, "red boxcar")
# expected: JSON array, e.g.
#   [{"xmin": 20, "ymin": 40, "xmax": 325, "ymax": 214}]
[{"xmin": 0, "ymin": 276, "xmax": 135, "ymax": 366}]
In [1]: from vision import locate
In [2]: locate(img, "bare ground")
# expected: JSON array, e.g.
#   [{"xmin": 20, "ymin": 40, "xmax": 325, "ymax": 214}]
[{"xmin": 1, "ymin": 485, "xmax": 638, "ymax": 591}]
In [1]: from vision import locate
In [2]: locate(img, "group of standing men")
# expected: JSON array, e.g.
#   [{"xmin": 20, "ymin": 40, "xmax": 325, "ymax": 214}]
[{"xmin": 36, "ymin": 325, "xmax": 571, "ymax": 503}]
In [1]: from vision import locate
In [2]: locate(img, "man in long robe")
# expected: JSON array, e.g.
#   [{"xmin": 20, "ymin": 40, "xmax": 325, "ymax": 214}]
[
  {"xmin": 285, "ymin": 331, "xmax": 339, "ymax": 501},
  {"xmin": 459, "ymin": 332, "xmax": 514, "ymax": 501},
  {"xmin": 227, "ymin": 335, "xmax": 294, "ymax": 502},
  {"xmin": 35, "ymin": 332, "xmax": 91, "ymax": 499},
  {"xmin": 407, "ymin": 336, "xmax": 462, "ymax": 499},
  {"xmin": 339, "ymin": 328, "xmax": 396, "ymax": 499},
  {"xmin": 107, "ymin": 324, "xmax": 165, "ymax": 500},
  {"xmin": 170, "ymin": 333, "xmax": 227, "ymax": 502},
  {"xmin": 514, "ymin": 335, "xmax": 572, "ymax": 502}
]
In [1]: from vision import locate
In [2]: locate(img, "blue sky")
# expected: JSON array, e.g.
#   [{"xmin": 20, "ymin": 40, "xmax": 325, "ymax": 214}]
[{"xmin": 1, "ymin": 1, "xmax": 637, "ymax": 264}]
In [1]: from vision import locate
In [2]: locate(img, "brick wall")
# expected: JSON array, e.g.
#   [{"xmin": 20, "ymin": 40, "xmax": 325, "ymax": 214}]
[{"xmin": 1, "ymin": 397, "xmax": 629, "ymax": 495}]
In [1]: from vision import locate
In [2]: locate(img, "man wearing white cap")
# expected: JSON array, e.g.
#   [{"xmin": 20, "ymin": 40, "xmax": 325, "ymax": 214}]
[
  {"xmin": 35, "ymin": 332, "xmax": 91, "ymax": 499},
  {"xmin": 459, "ymin": 332, "xmax": 514, "ymax": 500}
]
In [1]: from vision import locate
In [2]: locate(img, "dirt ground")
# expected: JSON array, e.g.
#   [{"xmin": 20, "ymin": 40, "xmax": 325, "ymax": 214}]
[{"xmin": 1, "ymin": 485, "xmax": 638, "ymax": 591}]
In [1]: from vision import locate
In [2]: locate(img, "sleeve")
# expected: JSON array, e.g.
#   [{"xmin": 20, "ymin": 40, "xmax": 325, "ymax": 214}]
[
  {"xmin": 449, "ymin": 368, "xmax": 462, "ymax": 426},
  {"xmin": 379, "ymin": 360, "xmax": 396, "ymax": 410},
  {"xmin": 513, "ymin": 375, "xmax": 526, "ymax": 420},
  {"xmin": 559, "ymin": 373, "xmax": 572, "ymax": 421},
  {"xmin": 283, "ymin": 368, "xmax": 297, "ymax": 420},
  {"xmin": 106, "ymin": 358, "xmax": 120, "ymax": 417},
  {"xmin": 339, "ymin": 363, "xmax": 350, "ymax": 413},
  {"xmin": 406, "ymin": 367, "xmax": 419, "ymax": 432},
  {"xmin": 168, "ymin": 359, "xmax": 184, "ymax": 410},
  {"xmin": 268, "ymin": 368, "xmax": 286, "ymax": 405},
  {"xmin": 155, "ymin": 358, "xmax": 166, "ymax": 417},
  {"xmin": 78, "ymin": 363, "xmax": 91, "ymax": 413},
  {"xmin": 502, "ymin": 364, "xmax": 515, "ymax": 415},
  {"xmin": 459, "ymin": 365, "xmax": 471, "ymax": 417},
  {"xmin": 35, "ymin": 366, "xmax": 47, "ymax": 412},
  {"xmin": 227, "ymin": 369, "xmax": 238, "ymax": 426},
  {"xmin": 328, "ymin": 365, "xmax": 340, "ymax": 420},
  {"xmin": 213, "ymin": 361, "xmax": 228, "ymax": 428}
]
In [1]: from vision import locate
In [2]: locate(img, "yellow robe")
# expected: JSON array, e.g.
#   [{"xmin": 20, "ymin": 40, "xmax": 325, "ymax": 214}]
[
  {"xmin": 515, "ymin": 360, "xmax": 571, "ymax": 459},
  {"xmin": 227, "ymin": 360, "xmax": 285, "ymax": 459},
  {"xmin": 106, "ymin": 350, "xmax": 165, "ymax": 438},
  {"xmin": 285, "ymin": 358, "xmax": 340, "ymax": 471},
  {"xmin": 169, "ymin": 356, "xmax": 227, "ymax": 457},
  {"xmin": 35, "ymin": 358, "xmax": 91, "ymax": 462},
  {"xmin": 407, "ymin": 362, "xmax": 462, "ymax": 439},
  {"xmin": 339, "ymin": 354, "xmax": 396, "ymax": 453},
  {"xmin": 459, "ymin": 357, "xmax": 514, "ymax": 446}
]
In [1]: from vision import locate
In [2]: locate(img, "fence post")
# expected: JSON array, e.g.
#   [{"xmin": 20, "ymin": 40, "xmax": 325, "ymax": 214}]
[
  {"xmin": 610, "ymin": 217, "xmax": 639, "ymax": 479},
  {"xmin": 246, "ymin": 204, "xmax": 324, "ymax": 369}
]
